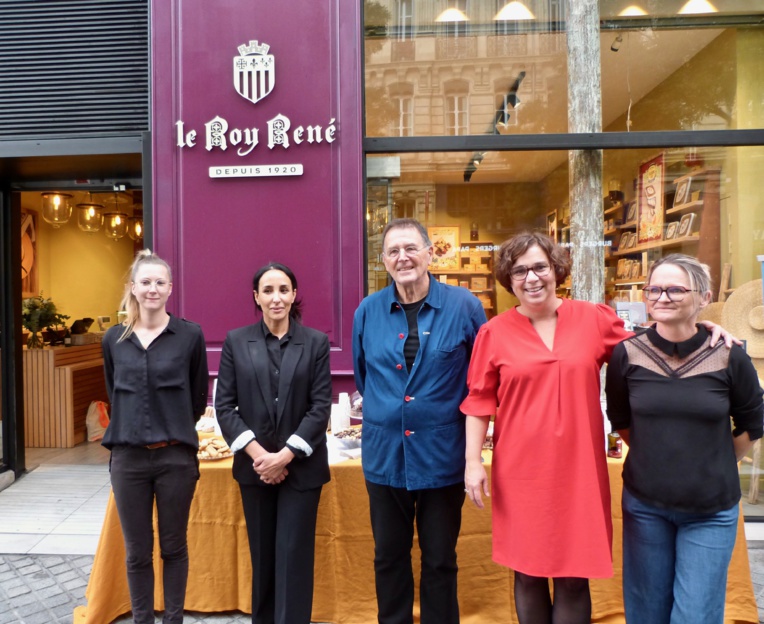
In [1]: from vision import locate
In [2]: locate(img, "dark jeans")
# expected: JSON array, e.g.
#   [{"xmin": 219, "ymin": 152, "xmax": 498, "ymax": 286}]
[
  {"xmin": 239, "ymin": 483, "xmax": 323, "ymax": 624},
  {"xmin": 110, "ymin": 444, "xmax": 199, "ymax": 624},
  {"xmin": 365, "ymin": 480, "xmax": 465, "ymax": 624}
]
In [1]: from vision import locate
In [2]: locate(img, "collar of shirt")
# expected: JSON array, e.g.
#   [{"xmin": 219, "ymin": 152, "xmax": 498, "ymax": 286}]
[
  {"xmin": 645, "ymin": 324, "xmax": 709, "ymax": 358},
  {"xmin": 260, "ymin": 318, "xmax": 294, "ymax": 343},
  {"xmin": 126, "ymin": 313, "xmax": 178, "ymax": 348},
  {"xmin": 385, "ymin": 273, "xmax": 444, "ymax": 313}
]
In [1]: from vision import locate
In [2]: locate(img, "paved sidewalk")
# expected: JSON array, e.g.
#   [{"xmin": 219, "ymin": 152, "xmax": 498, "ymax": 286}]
[
  {"xmin": 1, "ymin": 549, "xmax": 764, "ymax": 624},
  {"xmin": 0, "ymin": 554, "xmax": 252, "ymax": 623}
]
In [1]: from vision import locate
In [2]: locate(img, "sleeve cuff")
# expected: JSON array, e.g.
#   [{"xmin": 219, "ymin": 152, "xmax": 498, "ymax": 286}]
[
  {"xmin": 231, "ymin": 431, "xmax": 256, "ymax": 453},
  {"xmin": 286, "ymin": 434, "xmax": 312, "ymax": 457}
]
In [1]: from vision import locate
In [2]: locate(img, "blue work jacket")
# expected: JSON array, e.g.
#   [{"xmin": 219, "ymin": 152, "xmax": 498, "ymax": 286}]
[{"xmin": 352, "ymin": 275, "xmax": 487, "ymax": 490}]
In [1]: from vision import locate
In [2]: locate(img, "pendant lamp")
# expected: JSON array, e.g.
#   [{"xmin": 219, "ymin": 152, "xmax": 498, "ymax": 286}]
[{"xmin": 41, "ymin": 193, "xmax": 73, "ymax": 228}]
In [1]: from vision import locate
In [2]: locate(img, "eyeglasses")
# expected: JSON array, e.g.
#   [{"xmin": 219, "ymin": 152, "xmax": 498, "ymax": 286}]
[
  {"xmin": 383, "ymin": 244, "xmax": 428, "ymax": 260},
  {"xmin": 642, "ymin": 286, "xmax": 698, "ymax": 302},
  {"xmin": 509, "ymin": 263, "xmax": 551, "ymax": 280}
]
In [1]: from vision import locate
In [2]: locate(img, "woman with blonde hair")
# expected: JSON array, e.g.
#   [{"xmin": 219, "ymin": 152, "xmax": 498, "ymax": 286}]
[{"xmin": 102, "ymin": 249, "xmax": 208, "ymax": 624}]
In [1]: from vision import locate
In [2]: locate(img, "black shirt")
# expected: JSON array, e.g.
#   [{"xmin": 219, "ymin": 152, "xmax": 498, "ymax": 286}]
[
  {"xmin": 401, "ymin": 297, "xmax": 425, "ymax": 373},
  {"xmin": 101, "ymin": 314, "xmax": 209, "ymax": 449},
  {"xmin": 263, "ymin": 322, "xmax": 293, "ymax": 413},
  {"xmin": 606, "ymin": 325, "xmax": 763, "ymax": 513}
]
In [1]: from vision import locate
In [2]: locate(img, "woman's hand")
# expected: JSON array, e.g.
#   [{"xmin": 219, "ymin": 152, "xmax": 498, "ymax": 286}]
[
  {"xmin": 259, "ymin": 468, "xmax": 289, "ymax": 485},
  {"xmin": 243, "ymin": 440, "xmax": 290, "ymax": 484},
  {"xmin": 464, "ymin": 415, "xmax": 491, "ymax": 509},
  {"xmin": 699, "ymin": 320, "xmax": 741, "ymax": 348},
  {"xmin": 254, "ymin": 447, "xmax": 295, "ymax": 483},
  {"xmin": 465, "ymin": 458, "xmax": 489, "ymax": 509}
]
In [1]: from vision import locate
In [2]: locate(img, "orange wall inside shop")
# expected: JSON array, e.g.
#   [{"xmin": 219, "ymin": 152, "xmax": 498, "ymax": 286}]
[{"xmin": 22, "ymin": 194, "xmax": 134, "ymax": 326}]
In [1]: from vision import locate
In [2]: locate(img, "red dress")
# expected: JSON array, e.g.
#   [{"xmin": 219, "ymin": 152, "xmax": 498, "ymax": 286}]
[{"xmin": 461, "ymin": 299, "xmax": 629, "ymax": 578}]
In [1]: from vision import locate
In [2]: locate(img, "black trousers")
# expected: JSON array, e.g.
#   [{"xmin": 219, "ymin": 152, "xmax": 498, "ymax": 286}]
[
  {"xmin": 239, "ymin": 482, "xmax": 323, "ymax": 624},
  {"xmin": 365, "ymin": 480, "xmax": 465, "ymax": 624},
  {"xmin": 110, "ymin": 444, "xmax": 199, "ymax": 624}
]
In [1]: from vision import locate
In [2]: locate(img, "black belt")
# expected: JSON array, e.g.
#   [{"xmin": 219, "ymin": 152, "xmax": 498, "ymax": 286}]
[{"xmin": 144, "ymin": 440, "xmax": 182, "ymax": 449}]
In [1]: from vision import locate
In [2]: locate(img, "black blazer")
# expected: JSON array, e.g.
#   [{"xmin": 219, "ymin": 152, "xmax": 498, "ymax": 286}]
[{"xmin": 215, "ymin": 319, "xmax": 332, "ymax": 490}]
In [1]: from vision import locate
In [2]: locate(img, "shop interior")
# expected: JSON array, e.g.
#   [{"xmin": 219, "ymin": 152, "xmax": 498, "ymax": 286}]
[{"xmin": 1, "ymin": 151, "xmax": 143, "ymax": 471}]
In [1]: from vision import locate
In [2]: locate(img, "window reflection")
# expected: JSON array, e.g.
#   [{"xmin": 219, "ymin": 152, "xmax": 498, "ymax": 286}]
[{"xmin": 365, "ymin": 1, "xmax": 764, "ymax": 136}]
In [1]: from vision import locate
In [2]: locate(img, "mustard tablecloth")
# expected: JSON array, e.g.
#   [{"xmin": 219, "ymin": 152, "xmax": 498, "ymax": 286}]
[{"xmin": 73, "ymin": 453, "xmax": 758, "ymax": 624}]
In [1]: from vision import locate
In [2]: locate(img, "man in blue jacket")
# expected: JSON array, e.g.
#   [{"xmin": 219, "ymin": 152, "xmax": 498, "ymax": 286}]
[{"xmin": 352, "ymin": 218, "xmax": 487, "ymax": 624}]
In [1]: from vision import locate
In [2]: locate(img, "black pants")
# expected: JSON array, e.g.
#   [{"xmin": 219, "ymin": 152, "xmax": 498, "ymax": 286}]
[
  {"xmin": 365, "ymin": 480, "xmax": 465, "ymax": 624},
  {"xmin": 110, "ymin": 444, "xmax": 199, "ymax": 624},
  {"xmin": 239, "ymin": 482, "xmax": 323, "ymax": 624}
]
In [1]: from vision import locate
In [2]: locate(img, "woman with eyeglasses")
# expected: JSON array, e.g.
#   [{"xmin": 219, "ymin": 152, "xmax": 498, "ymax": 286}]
[
  {"xmin": 460, "ymin": 236, "xmax": 734, "ymax": 624},
  {"xmin": 605, "ymin": 254, "xmax": 762, "ymax": 624},
  {"xmin": 102, "ymin": 249, "xmax": 209, "ymax": 624},
  {"xmin": 461, "ymin": 232, "xmax": 631, "ymax": 623}
]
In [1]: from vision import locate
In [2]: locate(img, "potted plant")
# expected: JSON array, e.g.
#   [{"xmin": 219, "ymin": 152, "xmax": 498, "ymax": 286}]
[{"xmin": 21, "ymin": 294, "xmax": 70, "ymax": 349}]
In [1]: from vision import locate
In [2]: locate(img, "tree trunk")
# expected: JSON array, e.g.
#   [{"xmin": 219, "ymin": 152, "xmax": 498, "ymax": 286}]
[{"xmin": 567, "ymin": 1, "xmax": 604, "ymax": 303}]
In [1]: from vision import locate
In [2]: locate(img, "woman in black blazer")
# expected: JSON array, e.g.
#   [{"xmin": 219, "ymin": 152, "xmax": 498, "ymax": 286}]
[{"xmin": 215, "ymin": 262, "xmax": 332, "ymax": 624}]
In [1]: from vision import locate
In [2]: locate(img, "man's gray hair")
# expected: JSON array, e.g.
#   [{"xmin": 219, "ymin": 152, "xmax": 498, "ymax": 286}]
[{"xmin": 381, "ymin": 218, "xmax": 431, "ymax": 250}]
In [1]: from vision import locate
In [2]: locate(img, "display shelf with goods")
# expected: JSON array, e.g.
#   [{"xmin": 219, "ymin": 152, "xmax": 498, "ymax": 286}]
[
  {"xmin": 430, "ymin": 241, "xmax": 497, "ymax": 318},
  {"xmin": 604, "ymin": 166, "xmax": 720, "ymax": 308}
]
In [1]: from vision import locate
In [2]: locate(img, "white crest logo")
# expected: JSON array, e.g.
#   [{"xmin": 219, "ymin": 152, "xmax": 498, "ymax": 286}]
[{"xmin": 233, "ymin": 40, "xmax": 274, "ymax": 105}]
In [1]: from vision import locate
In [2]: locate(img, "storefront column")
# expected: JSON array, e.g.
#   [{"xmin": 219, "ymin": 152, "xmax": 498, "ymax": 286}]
[
  {"xmin": 567, "ymin": 0, "xmax": 604, "ymax": 302},
  {"xmin": 0, "ymin": 189, "xmax": 25, "ymax": 477}
]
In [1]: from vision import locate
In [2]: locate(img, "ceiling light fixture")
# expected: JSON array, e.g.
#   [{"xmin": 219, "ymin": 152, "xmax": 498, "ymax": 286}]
[
  {"xmin": 435, "ymin": 7, "xmax": 469, "ymax": 22},
  {"xmin": 128, "ymin": 217, "xmax": 143, "ymax": 241},
  {"xmin": 678, "ymin": 0, "xmax": 718, "ymax": 14},
  {"xmin": 104, "ymin": 212, "xmax": 128, "ymax": 240},
  {"xmin": 103, "ymin": 191, "xmax": 129, "ymax": 240},
  {"xmin": 76, "ymin": 193, "xmax": 104, "ymax": 233},
  {"xmin": 41, "ymin": 193, "xmax": 73, "ymax": 228},
  {"xmin": 494, "ymin": 1, "xmax": 535, "ymax": 21},
  {"xmin": 618, "ymin": 5, "xmax": 648, "ymax": 16},
  {"xmin": 128, "ymin": 205, "xmax": 144, "ymax": 241}
]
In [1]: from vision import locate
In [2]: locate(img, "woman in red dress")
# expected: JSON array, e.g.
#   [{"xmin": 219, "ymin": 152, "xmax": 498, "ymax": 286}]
[
  {"xmin": 461, "ymin": 232, "xmax": 630, "ymax": 623},
  {"xmin": 462, "ymin": 233, "xmax": 732, "ymax": 623}
]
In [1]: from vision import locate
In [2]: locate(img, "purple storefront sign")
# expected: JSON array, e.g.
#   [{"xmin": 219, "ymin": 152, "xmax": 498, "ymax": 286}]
[{"xmin": 151, "ymin": 0, "xmax": 364, "ymax": 384}]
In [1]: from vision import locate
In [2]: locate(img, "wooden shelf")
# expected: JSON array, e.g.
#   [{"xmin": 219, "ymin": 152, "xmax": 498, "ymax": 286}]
[
  {"xmin": 604, "ymin": 168, "xmax": 719, "ymax": 305},
  {"xmin": 431, "ymin": 270, "xmax": 492, "ymax": 276},
  {"xmin": 666, "ymin": 200, "xmax": 703, "ymax": 216},
  {"xmin": 673, "ymin": 167, "xmax": 720, "ymax": 185},
  {"xmin": 604, "ymin": 203, "xmax": 626, "ymax": 216},
  {"xmin": 433, "ymin": 241, "xmax": 497, "ymax": 319},
  {"xmin": 613, "ymin": 235, "xmax": 700, "ymax": 256}
]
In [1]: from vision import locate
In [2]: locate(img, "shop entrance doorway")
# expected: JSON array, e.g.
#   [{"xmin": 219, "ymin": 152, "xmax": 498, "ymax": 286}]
[{"xmin": 0, "ymin": 141, "xmax": 146, "ymax": 479}]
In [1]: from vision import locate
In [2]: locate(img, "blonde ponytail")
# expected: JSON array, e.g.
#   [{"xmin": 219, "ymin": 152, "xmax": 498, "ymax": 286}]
[{"xmin": 118, "ymin": 249, "xmax": 173, "ymax": 342}]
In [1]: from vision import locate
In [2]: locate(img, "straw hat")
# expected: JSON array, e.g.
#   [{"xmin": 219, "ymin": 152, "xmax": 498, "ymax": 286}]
[
  {"xmin": 697, "ymin": 301, "xmax": 725, "ymax": 326},
  {"xmin": 721, "ymin": 279, "xmax": 764, "ymax": 358}
]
